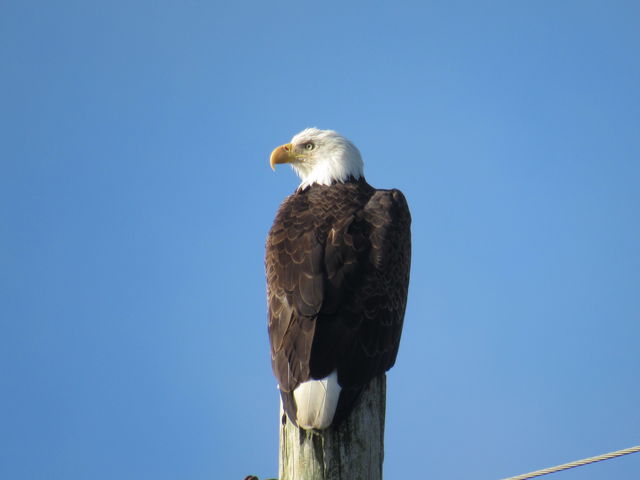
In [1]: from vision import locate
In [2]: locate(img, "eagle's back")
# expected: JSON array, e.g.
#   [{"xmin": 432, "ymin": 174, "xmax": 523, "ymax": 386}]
[{"xmin": 266, "ymin": 178, "xmax": 411, "ymax": 427}]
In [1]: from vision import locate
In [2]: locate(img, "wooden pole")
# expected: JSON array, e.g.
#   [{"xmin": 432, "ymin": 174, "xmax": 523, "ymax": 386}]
[{"xmin": 279, "ymin": 374, "xmax": 386, "ymax": 480}]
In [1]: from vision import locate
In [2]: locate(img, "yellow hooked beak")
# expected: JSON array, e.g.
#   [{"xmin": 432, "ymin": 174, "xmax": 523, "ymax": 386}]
[{"xmin": 269, "ymin": 143, "xmax": 296, "ymax": 171}]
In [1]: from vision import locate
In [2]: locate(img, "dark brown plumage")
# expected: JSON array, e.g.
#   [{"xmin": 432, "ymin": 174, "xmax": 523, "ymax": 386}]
[{"xmin": 266, "ymin": 176, "xmax": 411, "ymax": 427}]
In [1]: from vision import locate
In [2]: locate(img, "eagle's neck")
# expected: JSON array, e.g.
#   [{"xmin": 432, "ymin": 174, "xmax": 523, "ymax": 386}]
[
  {"xmin": 295, "ymin": 167, "xmax": 363, "ymax": 190},
  {"xmin": 296, "ymin": 175, "xmax": 366, "ymax": 193}
]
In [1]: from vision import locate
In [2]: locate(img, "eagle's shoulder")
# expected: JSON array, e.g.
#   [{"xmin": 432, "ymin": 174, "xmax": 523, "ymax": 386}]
[{"xmin": 364, "ymin": 188, "xmax": 411, "ymax": 222}]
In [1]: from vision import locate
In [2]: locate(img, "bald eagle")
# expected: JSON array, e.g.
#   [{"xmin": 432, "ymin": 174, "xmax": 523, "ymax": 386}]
[{"xmin": 266, "ymin": 128, "xmax": 411, "ymax": 430}]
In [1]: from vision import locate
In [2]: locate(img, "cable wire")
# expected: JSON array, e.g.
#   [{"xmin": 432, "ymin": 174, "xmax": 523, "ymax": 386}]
[{"xmin": 500, "ymin": 445, "xmax": 640, "ymax": 480}]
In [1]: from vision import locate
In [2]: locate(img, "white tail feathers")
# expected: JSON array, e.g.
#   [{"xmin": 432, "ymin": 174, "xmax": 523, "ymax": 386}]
[{"xmin": 293, "ymin": 371, "xmax": 341, "ymax": 430}]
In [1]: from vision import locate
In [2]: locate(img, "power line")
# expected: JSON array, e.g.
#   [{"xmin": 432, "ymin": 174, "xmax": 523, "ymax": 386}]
[{"xmin": 500, "ymin": 444, "xmax": 640, "ymax": 480}]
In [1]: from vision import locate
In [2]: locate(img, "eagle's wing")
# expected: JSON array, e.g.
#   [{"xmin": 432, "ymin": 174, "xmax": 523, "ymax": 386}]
[
  {"xmin": 323, "ymin": 189, "xmax": 411, "ymax": 387},
  {"xmin": 266, "ymin": 199, "xmax": 324, "ymax": 393}
]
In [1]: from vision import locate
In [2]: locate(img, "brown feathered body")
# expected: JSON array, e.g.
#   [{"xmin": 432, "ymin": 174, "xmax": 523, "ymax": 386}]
[{"xmin": 266, "ymin": 177, "xmax": 411, "ymax": 427}]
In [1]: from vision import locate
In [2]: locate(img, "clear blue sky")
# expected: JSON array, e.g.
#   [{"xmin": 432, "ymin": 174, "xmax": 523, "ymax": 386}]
[{"xmin": 2, "ymin": 1, "xmax": 639, "ymax": 479}]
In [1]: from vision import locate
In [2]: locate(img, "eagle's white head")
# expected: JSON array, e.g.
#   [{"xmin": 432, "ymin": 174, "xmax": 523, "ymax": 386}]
[{"xmin": 270, "ymin": 128, "xmax": 364, "ymax": 189}]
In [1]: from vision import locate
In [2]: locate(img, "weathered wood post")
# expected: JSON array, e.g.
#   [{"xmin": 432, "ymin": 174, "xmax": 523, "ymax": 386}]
[{"xmin": 279, "ymin": 375, "xmax": 386, "ymax": 480}]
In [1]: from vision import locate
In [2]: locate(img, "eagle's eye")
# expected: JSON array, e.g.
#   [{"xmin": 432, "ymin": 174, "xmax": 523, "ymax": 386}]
[{"xmin": 304, "ymin": 142, "xmax": 315, "ymax": 151}]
